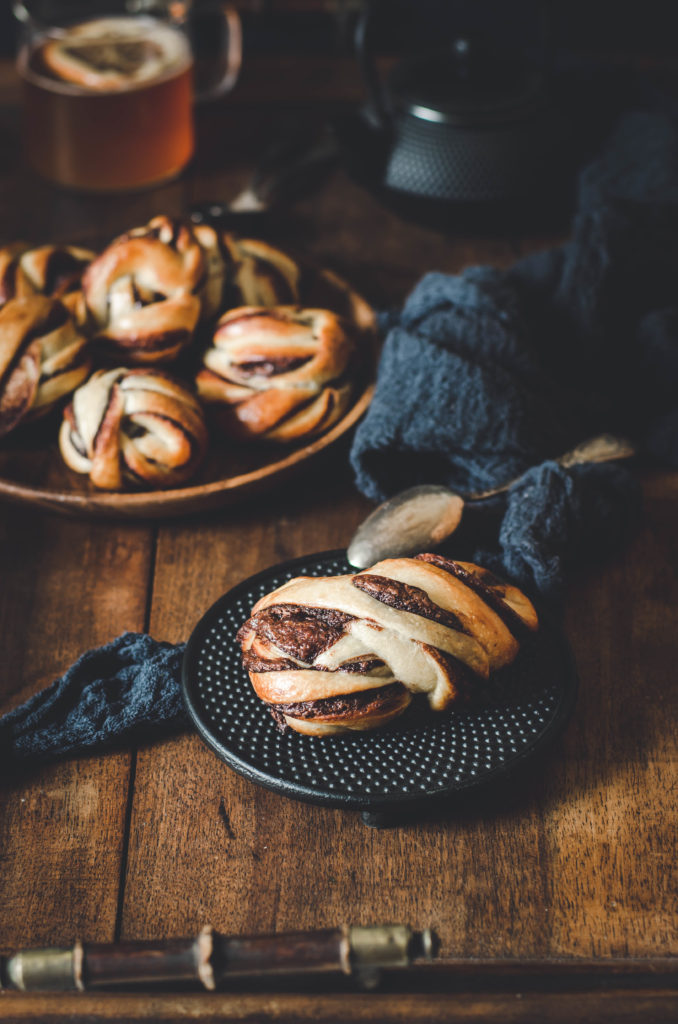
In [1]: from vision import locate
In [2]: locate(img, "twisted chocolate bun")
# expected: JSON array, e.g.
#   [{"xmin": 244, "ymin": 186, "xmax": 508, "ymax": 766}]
[
  {"xmin": 82, "ymin": 216, "xmax": 224, "ymax": 364},
  {"xmin": 59, "ymin": 367, "xmax": 208, "ymax": 490},
  {"xmin": 238, "ymin": 555, "xmax": 538, "ymax": 736},
  {"xmin": 223, "ymin": 236, "xmax": 300, "ymax": 307},
  {"xmin": 196, "ymin": 306, "xmax": 356, "ymax": 442},
  {"xmin": 0, "ymin": 243, "xmax": 94, "ymax": 311},
  {"xmin": 4, "ymin": 243, "xmax": 95, "ymax": 327},
  {"xmin": 0, "ymin": 296, "xmax": 91, "ymax": 437}
]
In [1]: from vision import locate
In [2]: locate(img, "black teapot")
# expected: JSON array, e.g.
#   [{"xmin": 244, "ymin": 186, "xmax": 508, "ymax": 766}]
[{"xmin": 344, "ymin": 1, "xmax": 571, "ymax": 218}]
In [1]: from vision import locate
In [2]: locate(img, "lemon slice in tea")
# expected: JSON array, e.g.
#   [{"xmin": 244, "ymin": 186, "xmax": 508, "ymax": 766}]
[{"xmin": 41, "ymin": 17, "xmax": 187, "ymax": 92}]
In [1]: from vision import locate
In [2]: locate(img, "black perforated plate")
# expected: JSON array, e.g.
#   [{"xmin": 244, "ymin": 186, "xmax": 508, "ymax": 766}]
[{"xmin": 182, "ymin": 550, "xmax": 578, "ymax": 816}]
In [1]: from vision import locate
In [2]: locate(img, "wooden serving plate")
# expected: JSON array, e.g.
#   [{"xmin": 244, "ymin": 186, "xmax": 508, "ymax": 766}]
[{"xmin": 0, "ymin": 265, "xmax": 377, "ymax": 519}]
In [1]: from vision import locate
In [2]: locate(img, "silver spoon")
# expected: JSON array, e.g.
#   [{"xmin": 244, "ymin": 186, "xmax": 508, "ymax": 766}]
[{"xmin": 347, "ymin": 434, "xmax": 636, "ymax": 569}]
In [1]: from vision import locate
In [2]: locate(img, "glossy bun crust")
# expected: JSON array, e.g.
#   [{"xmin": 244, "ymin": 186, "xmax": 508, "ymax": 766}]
[
  {"xmin": 223, "ymin": 236, "xmax": 300, "ymax": 307},
  {"xmin": 82, "ymin": 216, "xmax": 223, "ymax": 364},
  {"xmin": 196, "ymin": 305, "xmax": 356, "ymax": 442},
  {"xmin": 0, "ymin": 243, "xmax": 94, "ymax": 326},
  {"xmin": 59, "ymin": 367, "xmax": 208, "ymax": 490},
  {"xmin": 0, "ymin": 296, "xmax": 91, "ymax": 437},
  {"xmin": 238, "ymin": 554, "xmax": 539, "ymax": 735}
]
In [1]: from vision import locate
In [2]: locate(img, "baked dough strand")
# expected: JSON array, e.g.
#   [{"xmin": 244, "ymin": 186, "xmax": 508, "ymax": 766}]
[
  {"xmin": 197, "ymin": 306, "xmax": 355, "ymax": 442},
  {"xmin": 59, "ymin": 366, "xmax": 208, "ymax": 490},
  {"xmin": 238, "ymin": 556, "xmax": 539, "ymax": 735}
]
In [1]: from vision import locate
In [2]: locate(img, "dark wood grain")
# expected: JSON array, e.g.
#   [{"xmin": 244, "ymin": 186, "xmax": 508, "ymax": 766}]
[
  {"xmin": 1, "ymin": 989, "xmax": 677, "ymax": 1022},
  {"xmin": 0, "ymin": 502, "xmax": 152, "ymax": 949},
  {"xmin": 0, "ymin": 49, "xmax": 676, "ymax": 1024}
]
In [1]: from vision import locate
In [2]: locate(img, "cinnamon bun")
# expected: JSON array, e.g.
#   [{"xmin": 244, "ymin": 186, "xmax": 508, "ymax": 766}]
[
  {"xmin": 223, "ymin": 236, "xmax": 300, "ymax": 308},
  {"xmin": 82, "ymin": 215, "xmax": 225, "ymax": 363},
  {"xmin": 196, "ymin": 305, "xmax": 356, "ymax": 442},
  {"xmin": 59, "ymin": 366, "xmax": 208, "ymax": 490},
  {"xmin": 238, "ymin": 555, "xmax": 538, "ymax": 735},
  {"xmin": 0, "ymin": 296, "xmax": 91, "ymax": 437},
  {"xmin": 0, "ymin": 242, "xmax": 93, "ymax": 321}
]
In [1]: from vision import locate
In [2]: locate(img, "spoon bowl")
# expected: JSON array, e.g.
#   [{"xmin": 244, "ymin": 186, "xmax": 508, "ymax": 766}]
[{"xmin": 347, "ymin": 434, "xmax": 636, "ymax": 569}]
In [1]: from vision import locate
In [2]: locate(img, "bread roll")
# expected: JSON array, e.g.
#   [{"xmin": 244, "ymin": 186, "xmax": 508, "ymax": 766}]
[
  {"xmin": 238, "ymin": 554, "xmax": 538, "ymax": 735},
  {"xmin": 197, "ymin": 305, "xmax": 355, "ymax": 442},
  {"xmin": 59, "ymin": 366, "xmax": 208, "ymax": 490},
  {"xmin": 0, "ymin": 296, "xmax": 90, "ymax": 437}
]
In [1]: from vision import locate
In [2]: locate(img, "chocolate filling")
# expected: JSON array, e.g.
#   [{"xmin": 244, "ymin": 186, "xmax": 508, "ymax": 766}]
[
  {"xmin": 68, "ymin": 428, "xmax": 88, "ymax": 459},
  {"xmin": 235, "ymin": 355, "xmax": 311, "ymax": 378},
  {"xmin": 103, "ymin": 327, "xmax": 190, "ymax": 353},
  {"xmin": 0, "ymin": 304, "xmax": 69, "ymax": 406},
  {"xmin": 220, "ymin": 309, "xmax": 298, "ymax": 330},
  {"xmin": 422, "ymin": 644, "xmax": 475, "ymax": 700},
  {"xmin": 270, "ymin": 681, "xmax": 408, "ymax": 728},
  {"xmin": 27, "ymin": 300, "xmax": 70, "ymax": 338},
  {"xmin": 144, "ymin": 218, "xmax": 183, "ymax": 248},
  {"xmin": 0, "ymin": 259, "xmax": 19, "ymax": 303},
  {"xmin": 123, "ymin": 412, "xmax": 202, "ymax": 464},
  {"xmin": 352, "ymin": 574, "xmax": 470, "ymax": 635},
  {"xmin": 243, "ymin": 651, "xmax": 386, "ymax": 674},
  {"xmin": 415, "ymin": 554, "xmax": 532, "ymax": 642},
  {"xmin": 248, "ymin": 255, "xmax": 297, "ymax": 303},
  {"xmin": 43, "ymin": 250, "xmax": 89, "ymax": 296},
  {"xmin": 131, "ymin": 280, "xmax": 166, "ymax": 308},
  {"xmin": 242, "ymin": 653, "xmax": 299, "ymax": 673},
  {"xmin": 237, "ymin": 604, "xmax": 354, "ymax": 664}
]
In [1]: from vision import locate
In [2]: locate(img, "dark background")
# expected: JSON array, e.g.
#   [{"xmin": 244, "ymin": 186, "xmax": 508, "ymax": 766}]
[{"xmin": 1, "ymin": 0, "xmax": 678, "ymax": 60}]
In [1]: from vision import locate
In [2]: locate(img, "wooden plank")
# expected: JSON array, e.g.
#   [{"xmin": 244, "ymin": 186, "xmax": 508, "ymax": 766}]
[
  {"xmin": 546, "ymin": 485, "xmax": 678, "ymax": 956},
  {"xmin": 0, "ymin": 45, "xmax": 675, "ymax": 1021},
  {"xmin": 120, "ymin": 476, "xmax": 678, "ymax": 959},
  {"xmin": 0, "ymin": 158, "xmax": 176, "ymax": 952},
  {"xmin": 119, "ymin": 172, "xmax": 521, "ymax": 946},
  {"xmin": 0, "ymin": 989, "xmax": 676, "ymax": 1023},
  {"xmin": 0, "ymin": 503, "xmax": 153, "ymax": 950}
]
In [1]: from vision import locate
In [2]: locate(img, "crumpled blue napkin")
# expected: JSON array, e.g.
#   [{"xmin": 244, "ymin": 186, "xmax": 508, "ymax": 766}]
[
  {"xmin": 351, "ymin": 110, "xmax": 678, "ymax": 600},
  {"xmin": 0, "ymin": 634, "xmax": 187, "ymax": 768}
]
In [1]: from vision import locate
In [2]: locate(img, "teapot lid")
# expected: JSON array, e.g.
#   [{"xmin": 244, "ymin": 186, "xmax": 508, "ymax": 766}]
[{"xmin": 389, "ymin": 39, "xmax": 546, "ymax": 126}]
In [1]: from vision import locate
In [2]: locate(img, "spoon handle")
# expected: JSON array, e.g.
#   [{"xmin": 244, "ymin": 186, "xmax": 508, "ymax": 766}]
[{"xmin": 470, "ymin": 434, "xmax": 636, "ymax": 502}]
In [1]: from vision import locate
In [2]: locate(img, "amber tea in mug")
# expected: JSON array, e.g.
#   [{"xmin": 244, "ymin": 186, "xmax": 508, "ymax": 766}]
[{"xmin": 18, "ymin": 15, "xmax": 195, "ymax": 191}]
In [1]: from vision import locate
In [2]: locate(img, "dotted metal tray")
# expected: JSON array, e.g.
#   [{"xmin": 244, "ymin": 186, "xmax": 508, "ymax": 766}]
[{"xmin": 182, "ymin": 550, "xmax": 578, "ymax": 824}]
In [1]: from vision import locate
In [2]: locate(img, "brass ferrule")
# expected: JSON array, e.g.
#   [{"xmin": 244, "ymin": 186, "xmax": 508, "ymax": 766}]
[
  {"xmin": 346, "ymin": 925, "xmax": 434, "ymax": 972},
  {"xmin": 5, "ymin": 942, "xmax": 84, "ymax": 992}
]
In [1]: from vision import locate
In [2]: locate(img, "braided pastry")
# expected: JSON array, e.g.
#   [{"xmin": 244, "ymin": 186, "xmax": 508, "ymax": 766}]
[
  {"xmin": 196, "ymin": 306, "xmax": 356, "ymax": 442},
  {"xmin": 0, "ymin": 296, "xmax": 91, "ymax": 437},
  {"xmin": 0, "ymin": 243, "xmax": 94, "ymax": 328},
  {"xmin": 82, "ymin": 216, "xmax": 224, "ymax": 364},
  {"xmin": 238, "ymin": 554, "xmax": 538, "ymax": 735},
  {"xmin": 59, "ymin": 367, "xmax": 208, "ymax": 490},
  {"xmin": 223, "ymin": 236, "xmax": 300, "ymax": 307}
]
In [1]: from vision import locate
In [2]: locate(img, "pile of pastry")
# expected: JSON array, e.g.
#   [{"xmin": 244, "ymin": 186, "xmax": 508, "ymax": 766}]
[{"xmin": 0, "ymin": 216, "xmax": 369, "ymax": 490}]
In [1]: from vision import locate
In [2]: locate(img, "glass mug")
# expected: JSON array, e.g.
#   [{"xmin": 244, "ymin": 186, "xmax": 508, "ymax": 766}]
[{"xmin": 13, "ymin": 0, "xmax": 242, "ymax": 191}]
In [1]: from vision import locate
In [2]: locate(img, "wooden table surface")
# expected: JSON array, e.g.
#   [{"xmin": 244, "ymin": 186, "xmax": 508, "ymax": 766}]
[{"xmin": 0, "ymin": 56, "xmax": 677, "ymax": 1023}]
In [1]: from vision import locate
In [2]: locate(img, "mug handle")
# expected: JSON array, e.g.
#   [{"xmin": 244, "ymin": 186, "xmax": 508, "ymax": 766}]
[{"xmin": 193, "ymin": 3, "xmax": 242, "ymax": 102}]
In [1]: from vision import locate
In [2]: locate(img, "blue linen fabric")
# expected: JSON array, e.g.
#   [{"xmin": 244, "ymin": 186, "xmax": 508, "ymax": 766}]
[
  {"xmin": 351, "ymin": 110, "xmax": 678, "ymax": 599},
  {"xmin": 0, "ymin": 634, "xmax": 187, "ymax": 768}
]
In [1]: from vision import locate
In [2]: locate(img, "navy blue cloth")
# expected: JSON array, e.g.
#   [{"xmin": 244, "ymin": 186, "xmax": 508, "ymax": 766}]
[
  {"xmin": 0, "ymin": 634, "xmax": 187, "ymax": 768},
  {"xmin": 351, "ymin": 110, "xmax": 678, "ymax": 599}
]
